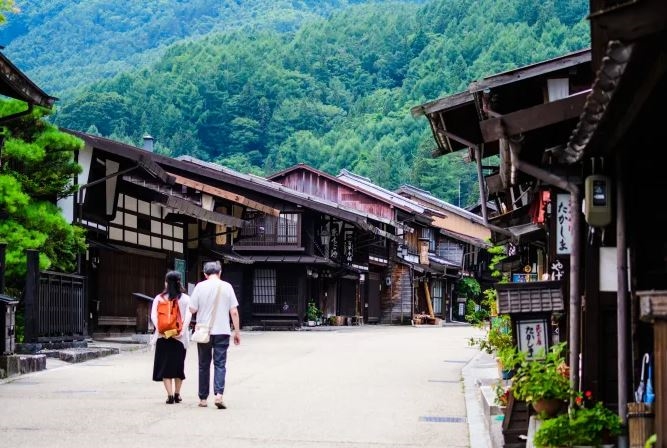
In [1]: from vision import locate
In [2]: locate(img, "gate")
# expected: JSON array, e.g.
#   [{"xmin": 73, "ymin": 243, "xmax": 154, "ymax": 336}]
[{"xmin": 24, "ymin": 250, "xmax": 87, "ymax": 342}]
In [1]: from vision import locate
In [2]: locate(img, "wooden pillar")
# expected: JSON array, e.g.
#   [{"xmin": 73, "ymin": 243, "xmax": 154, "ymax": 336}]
[
  {"xmin": 639, "ymin": 291, "xmax": 667, "ymax": 447},
  {"xmin": 24, "ymin": 250, "xmax": 40, "ymax": 343},
  {"xmin": 0, "ymin": 242, "xmax": 5, "ymax": 294}
]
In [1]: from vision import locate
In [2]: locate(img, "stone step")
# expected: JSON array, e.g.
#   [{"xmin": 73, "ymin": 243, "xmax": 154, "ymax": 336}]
[
  {"xmin": 43, "ymin": 347, "xmax": 120, "ymax": 363},
  {"xmin": 0, "ymin": 354, "xmax": 47, "ymax": 378}
]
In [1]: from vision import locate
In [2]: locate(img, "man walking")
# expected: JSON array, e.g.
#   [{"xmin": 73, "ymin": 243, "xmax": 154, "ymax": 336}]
[{"xmin": 189, "ymin": 261, "xmax": 241, "ymax": 409}]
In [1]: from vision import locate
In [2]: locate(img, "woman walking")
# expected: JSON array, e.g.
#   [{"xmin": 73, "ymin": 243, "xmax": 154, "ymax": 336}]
[{"xmin": 151, "ymin": 270, "xmax": 191, "ymax": 404}]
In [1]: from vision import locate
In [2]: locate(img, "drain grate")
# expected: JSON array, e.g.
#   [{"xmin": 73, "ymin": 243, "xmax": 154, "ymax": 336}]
[
  {"xmin": 428, "ymin": 379, "xmax": 460, "ymax": 383},
  {"xmin": 419, "ymin": 416, "xmax": 467, "ymax": 423}
]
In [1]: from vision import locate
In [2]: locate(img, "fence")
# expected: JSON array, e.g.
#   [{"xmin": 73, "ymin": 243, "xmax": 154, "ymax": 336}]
[{"xmin": 24, "ymin": 250, "xmax": 87, "ymax": 342}]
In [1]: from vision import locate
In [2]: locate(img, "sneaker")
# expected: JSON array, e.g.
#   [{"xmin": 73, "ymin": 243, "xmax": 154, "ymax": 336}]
[{"xmin": 214, "ymin": 395, "xmax": 226, "ymax": 409}]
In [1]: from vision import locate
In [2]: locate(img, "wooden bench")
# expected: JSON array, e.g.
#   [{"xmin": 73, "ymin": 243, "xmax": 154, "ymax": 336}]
[
  {"xmin": 254, "ymin": 313, "xmax": 300, "ymax": 331},
  {"xmin": 260, "ymin": 319, "xmax": 301, "ymax": 330},
  {"xmin": 97, "ymin": 316, "xmax": 137, "ymax": 327}
]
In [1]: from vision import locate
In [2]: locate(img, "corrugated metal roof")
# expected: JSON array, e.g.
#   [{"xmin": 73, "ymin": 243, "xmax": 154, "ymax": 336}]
[
  {"xmin": 337, "ymin": 169, "xmax": 427, "ymax": 215},
  {"xmin": 397, "ymin": 185, "xmax": 485, "ymax": 224},
  {"xmin": 496, "ymin": 281, "xmax": 564, "ymax": 314},
  {"xmin": 428, "ymin": 254, "xmax": 461, "ymax": 269}
]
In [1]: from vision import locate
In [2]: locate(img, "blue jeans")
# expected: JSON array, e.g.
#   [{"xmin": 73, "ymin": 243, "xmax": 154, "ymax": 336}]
[{"xmin": 197, "ymin": 334, "xmax": 230, "ymax": 400}]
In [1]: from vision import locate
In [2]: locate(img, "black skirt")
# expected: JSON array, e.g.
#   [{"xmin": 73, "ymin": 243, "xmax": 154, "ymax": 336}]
[{"xmin": 152, "ymin": 337, "xmax": 186, "ymax": 381}]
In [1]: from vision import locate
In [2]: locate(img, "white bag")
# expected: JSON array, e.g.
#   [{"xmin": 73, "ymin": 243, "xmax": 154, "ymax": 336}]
[{"xmin": 191, "ymin": 325, "xmax": 211, "ymax": 344}]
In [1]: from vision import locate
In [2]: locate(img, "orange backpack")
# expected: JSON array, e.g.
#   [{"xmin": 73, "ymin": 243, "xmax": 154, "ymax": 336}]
[{"xmin": 156, "ymin": 296, "xmax": 183, "ymax": 338}]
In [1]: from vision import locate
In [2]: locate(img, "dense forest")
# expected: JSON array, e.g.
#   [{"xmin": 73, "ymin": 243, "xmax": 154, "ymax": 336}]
[{"xmin": 3, "ymin": 0, "xmax": 590, "ymax": 207}]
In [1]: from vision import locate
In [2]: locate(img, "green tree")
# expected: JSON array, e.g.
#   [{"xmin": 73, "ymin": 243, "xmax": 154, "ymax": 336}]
[{"xmin": 0, "ymin": 100, "xmax": 86, "ymax": 285}]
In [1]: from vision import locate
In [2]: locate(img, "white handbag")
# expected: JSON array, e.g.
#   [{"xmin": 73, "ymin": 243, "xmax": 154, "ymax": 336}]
[
  {"xmin": 191, "ymin": 324, "xmax": 211, "ymax": 344},
  {"xmin": 191, "ymin": 283, "xmax": 222, "ymax": 344}
]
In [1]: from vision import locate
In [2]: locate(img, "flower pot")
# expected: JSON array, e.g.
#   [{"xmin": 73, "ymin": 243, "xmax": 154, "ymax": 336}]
[{"xmin": 532, "ymin": 398, "xmax": 563, "ymax": 417}]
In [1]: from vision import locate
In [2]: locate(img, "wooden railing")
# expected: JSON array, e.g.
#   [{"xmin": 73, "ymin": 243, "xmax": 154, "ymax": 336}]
[{"xmin": 236, "ymin": 221, "xmax": 301, "ymax": 248}]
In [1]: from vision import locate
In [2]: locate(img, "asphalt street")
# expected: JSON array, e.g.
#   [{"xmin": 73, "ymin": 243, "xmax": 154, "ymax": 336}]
[{"xmin": 0, "ymin": 325, "xmax": 485, "ymax": 448}]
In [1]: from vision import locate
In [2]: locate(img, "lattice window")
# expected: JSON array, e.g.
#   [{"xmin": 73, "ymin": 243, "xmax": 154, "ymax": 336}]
[
  {"xmin": 437, "ymin": 239, "xmax": 464, "ymax": 265},
  {"xmin": 421, "ymin": 227, "xmax": 436, "ymax": 252},
  {"xmin": 277, "ymin": 213, "xmax": 299, "ymax": 244},
  {"xmin": 253, "ymin": 268, "xmax": 276, "ymax": 304},
  {"xmin": 432, "ymin": 280, "xmax": 443, "ymax": 315}
]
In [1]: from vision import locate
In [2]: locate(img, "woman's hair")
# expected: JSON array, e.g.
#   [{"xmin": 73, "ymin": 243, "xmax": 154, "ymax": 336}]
[{"xmin": 163, "ymin": 270, "xmax": 185, "ymax": 299}]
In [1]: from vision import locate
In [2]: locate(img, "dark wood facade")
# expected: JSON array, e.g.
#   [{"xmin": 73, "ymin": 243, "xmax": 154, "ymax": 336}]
[
  {"xmin": 414, "ymin": 1, "xmax": 667, "ymax": 443},
  {"xmin": 269, "ymin": 164, "xmax": 477, "ymax": 323},
  {"xmin": 63, "ymin": 132, "xmax": 402, "ymax": 331}
]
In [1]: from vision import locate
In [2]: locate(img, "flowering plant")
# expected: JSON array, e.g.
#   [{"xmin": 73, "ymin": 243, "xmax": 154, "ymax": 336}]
[
  {"xmin": 533, "ymin": 391, "xmax": 622, "ymax": 447},
  {"xmin": 508, "ymin": 342, "xmax": 572, "ymax": 405}
]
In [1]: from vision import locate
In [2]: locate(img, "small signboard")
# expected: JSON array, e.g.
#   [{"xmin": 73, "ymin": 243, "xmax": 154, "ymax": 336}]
[
  {"xmin": 516, "ymin": 318, "xmax": 549, "ymax": 360},
  {"xmin": 174, "ymin": 258, "xmax": 186, "ymax": 284}
]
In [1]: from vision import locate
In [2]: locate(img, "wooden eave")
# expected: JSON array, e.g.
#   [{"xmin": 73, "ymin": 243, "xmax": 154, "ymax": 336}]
[
  {"xmin": 0, "ymin": 52, "xmax": 56, "ymax": 108},
  {"xmin": 469, "ymin": 49, "xmax": 591, "ymax": 93},
  {"xmin": 167, "ymin": 172, "xmax": 280, "ymax": 217},
  {"xmin": 496, "ymin": 281, "xmax": 564, "ymax": 314},
  {"xmin": 410, "ymin": 90, "xmax": 474, "ymax": 118},
  {"xmin": 413, "ymin": 49, "xmax": 592, "ymax": 157},
  {"xmin": 122, "ymin": 175, "xmax": 246, "ymax": 227},
  {"xmin": 479, "ymin": 90, "xmax": 589, "ymax": 142}
]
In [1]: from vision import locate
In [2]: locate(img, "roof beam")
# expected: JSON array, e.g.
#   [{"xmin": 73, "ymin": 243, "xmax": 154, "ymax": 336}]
[
  {"xmin": 162, "ymin": 196, "xmax": 246, "ymax": 227},
  {"xmin": 168, "ymin": 172, "xmax": 281, "ymax": 217},
  {"xmin": 479, "ymin": 90, "xmax": 589, "ymax": 142}
]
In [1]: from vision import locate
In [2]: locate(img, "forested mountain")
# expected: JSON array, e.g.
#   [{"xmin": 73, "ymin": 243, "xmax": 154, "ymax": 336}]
[
  {"xmin": 2, "ymin": 0, "xmax": 411, "ymax": 97},
  {"xmin": 3, "ymin": 0, "xmax": 590, "ymax": 207}
]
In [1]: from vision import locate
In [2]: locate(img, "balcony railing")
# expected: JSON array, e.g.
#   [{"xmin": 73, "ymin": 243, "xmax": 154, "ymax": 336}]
[{"xmin": 236, "ymin": 221, "xmax": 300, "ymax": 247}]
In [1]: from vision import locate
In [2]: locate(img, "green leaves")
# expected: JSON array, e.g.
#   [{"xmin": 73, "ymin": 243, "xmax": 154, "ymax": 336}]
[
  {"xmin": 0, "ymin": 100, "xmax": 85, "ymax": 287},
  {"xmin": 510, "ymin": 343, "xmax": 572, "ymax": 404}
]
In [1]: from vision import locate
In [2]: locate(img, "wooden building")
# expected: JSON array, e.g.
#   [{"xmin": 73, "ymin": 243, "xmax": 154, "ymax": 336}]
[
  {"xmin": 411, "ymin": 50, "xmax": 597, "ymax": 445},
  {"xmin": 396, "ymin": 185, "xmax": 492, "ymax": 319},
  {"xmin": 60, "ymin": 131, "xmax": 397, "ymax": 331},
  {"xmin": 413, "ymin": 1, "xmax": 667, "ymax": 443},
  {"xmin": 269, "ymin": 164, "xmax": 469, "ymax": 323},
  {"xmin": 569, "ymin": 1, "xmax": 667, "ymax": 444}
]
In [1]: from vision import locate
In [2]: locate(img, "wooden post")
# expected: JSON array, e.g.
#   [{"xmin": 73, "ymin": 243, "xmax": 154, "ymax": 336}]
[
  {"xmin": 24, "ymin": 250, "xmax": 40, "ymax": 343},
  {"xmin": 639, "ymin": 291, "xmax": 667, "ymax": 448},
  {"xmin": 424, "ymin": 280, "xmax": 434, "ymax": 318},
  {"xmin": 0, "ymin": 242, "xmax": 6, "ymax": 295}
]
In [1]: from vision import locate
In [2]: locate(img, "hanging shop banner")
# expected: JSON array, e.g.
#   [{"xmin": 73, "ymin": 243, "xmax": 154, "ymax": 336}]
[{"xmin": 556, "ymin": 194, "xmax": 573, "ymax": 255}]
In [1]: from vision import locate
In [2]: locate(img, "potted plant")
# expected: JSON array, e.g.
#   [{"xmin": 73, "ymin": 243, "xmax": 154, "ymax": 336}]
[
  {"xmin": 469, "ymin": 314, "xmax": 515, "ymax": 378},
  {"xmin": 509, "ymin": 342, "xmax": 572, "ymax": 417},
  {"xmin": 534, "ymin": 397, "xmax": 622, "ymax": 447},
  {"xmin": 306, "ymin": 301, "xmax": 321, "ymax": 326}
]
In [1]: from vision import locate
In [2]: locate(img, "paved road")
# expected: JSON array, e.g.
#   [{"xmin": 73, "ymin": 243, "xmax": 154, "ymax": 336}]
[{"xmin": 0, "ymin": 325, "xmax": 483, "ymax": 448}]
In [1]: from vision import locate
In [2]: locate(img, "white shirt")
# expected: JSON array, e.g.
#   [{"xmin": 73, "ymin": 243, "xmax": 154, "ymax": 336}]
[
  {"xmin": 189, "ymin": 277, "xmax": 238, "ymax": 336},
  {"xmin": 150, "ymin": 293, "xmax": 191, "ymax": 349}
]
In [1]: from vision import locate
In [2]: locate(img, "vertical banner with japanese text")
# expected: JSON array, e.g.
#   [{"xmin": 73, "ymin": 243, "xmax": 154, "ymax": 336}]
[{"xmin": 556, "ymin": 194, "xmax": 573, "ymax": 255}]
